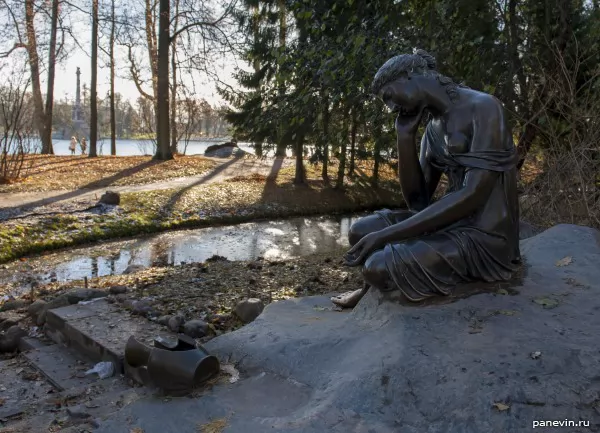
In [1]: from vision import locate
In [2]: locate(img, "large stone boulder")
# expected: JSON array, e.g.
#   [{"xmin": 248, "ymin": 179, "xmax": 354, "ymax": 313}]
[
  {"xmin": 93, "ymin": 224, "xmax": 600, "ymax": 433},
  {"xmin": 204, "ymin": 141, "xmax": 247, "ymax": 158}
]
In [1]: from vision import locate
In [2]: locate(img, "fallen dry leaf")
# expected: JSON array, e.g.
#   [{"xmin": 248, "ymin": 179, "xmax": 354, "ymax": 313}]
[
  {"xmin": 493, "ymin": 402, "xmax": 510, "ymax": 411},
  {"xmin": 533, "ymin": 297, "xmax": 559, "ymax": 309},
  {"xmin": 496, "ymin": 310, "xmax": 517, "ymax": 316},
  {"xmin": 0, "ymin": 398, "xmax": 6, "ymax": 406},
  {"xmin": 130, "ymin": 428, "xmax": 144, "ymax": 433},
  {"xmin": 555, "ymin": 256, "xmax": 573, "ymax": 267},
  {"xmin": 199, "ymin": 418, "xmax": 228, "ymax": 433}
]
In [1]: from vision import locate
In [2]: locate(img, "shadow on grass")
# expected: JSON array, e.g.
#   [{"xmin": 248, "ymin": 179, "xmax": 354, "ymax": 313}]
[
  {"xmin": 161, "ymin": 154, "xmax": 245, "ymax": 215},
  {"xmin": 260, "ymin": 156, "xmax": 286, "ymax": 202},
  {"xmin": 1, "ymin": 159, "xmax": 163, "ymax": 215}
]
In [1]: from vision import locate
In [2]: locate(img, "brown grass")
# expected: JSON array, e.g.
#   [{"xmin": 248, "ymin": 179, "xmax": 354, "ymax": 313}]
[{"xmin": 0, "ymin": 155, "xmax": 217, "ymax": 193}]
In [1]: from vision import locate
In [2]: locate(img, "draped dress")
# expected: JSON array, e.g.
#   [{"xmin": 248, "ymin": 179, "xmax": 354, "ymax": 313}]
[{"xmin": 372, "ymin": 122, "xmax": 521, "ymax": 301}]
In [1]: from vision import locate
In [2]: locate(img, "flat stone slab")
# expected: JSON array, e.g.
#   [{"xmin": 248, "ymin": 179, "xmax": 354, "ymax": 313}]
[
  {"xmin": 22, "ymin": 342, "xmax": 98, "ymax": 391},
  {"xmin": 45, "ymin": 299, "xmax": 170, "ymax": 373},
  {"xmin": 0, "ymin": 359, "xmax": 43, "ymax": 421},
  {"xmin": 92, "ymin": 224, "xmax": 600, "ymax": 432}
]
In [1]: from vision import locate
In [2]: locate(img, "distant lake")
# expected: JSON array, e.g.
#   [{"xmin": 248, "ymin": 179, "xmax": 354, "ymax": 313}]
[{"xmin": 46, "ymin": 138, "xmax": 267, "ymax": 157}]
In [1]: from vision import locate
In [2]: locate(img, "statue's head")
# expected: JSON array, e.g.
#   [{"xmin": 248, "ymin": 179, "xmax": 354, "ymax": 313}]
[{"xmin": 372, "ymin": 49, "xmax": 460, "ymax": 116}]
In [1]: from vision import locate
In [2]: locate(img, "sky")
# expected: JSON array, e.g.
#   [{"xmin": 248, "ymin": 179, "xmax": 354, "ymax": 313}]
[
  {"xmin": 39, "ymin": 1, "xmax": 242, "ymax": 108},
  {"xmin": 53, "ymin": 46, "xmax": 238, "ymax": 107},
  {"xmin": 0, "ymin": 0, "xmax": 246, "ymax": 107}
]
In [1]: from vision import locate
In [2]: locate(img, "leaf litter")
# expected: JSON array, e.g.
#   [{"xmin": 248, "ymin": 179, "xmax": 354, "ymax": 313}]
[
  {"xmin": 555, "ymin": 256, "xmax": 573, "ymax": 267},
  {"xmin": 5, "ymin": 250, "xmax": 364, "ymax": 340}
]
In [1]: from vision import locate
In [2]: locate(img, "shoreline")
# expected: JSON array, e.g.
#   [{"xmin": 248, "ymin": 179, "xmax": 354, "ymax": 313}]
[
  {"xmin": 1, "ymin": 155, "xmax": 401, "ymax": 264},
  {"xmin": 0, "ymin": 203, "xmax": 393, "ymax": 265}
]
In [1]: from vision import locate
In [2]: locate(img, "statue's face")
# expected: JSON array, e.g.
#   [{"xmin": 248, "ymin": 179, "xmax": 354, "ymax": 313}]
[{"xmin": 379, "ymin": 74, "xmax": 423, "ymax": 117}]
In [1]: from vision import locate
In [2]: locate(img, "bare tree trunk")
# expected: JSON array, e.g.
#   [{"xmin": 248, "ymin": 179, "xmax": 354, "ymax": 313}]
[
  {"xmin": 321, "ymin": 92, "xmax": 329, "ymax": 182},
  {"xmin": 89, "ymin": 0, "xmax": 99, "ymax": 157},
  {"xmin": 349, "ymin": 107, "xmax": 357, "ymax": 177},
  {"xmin": 274, "ymin": 0, "xmax": 287, "ymax": 157},
  {"xmin": 335, "ymin": 106, "xmax": 349, "ymax": 189},
  {"xmin": 251, "ymin": 4, "xmax": 263, "ymax": 157},
  {"xmin": 24, "ymin": 0, "xmax": 51, "ymax": 154},
  {"xmin": 294, "ymin": 136, "xmax": 305, "ymax": 184},
  {"xmin": 372, "ymin": 123, "xmax": 382, "ymax": 188},
  {"xmin": 145, "ymin": 0, "xmax": 158, "ymax": 100},
  {"xmin": 42, "ymin": 0, "xmax": 59, "ymax": 155},
  {"xmin": 170, "ymin": 46, "xmax": 178, "ymax": 154},
  {"xmin": 154, "ymin": 0, "xmax": 172, "ymax": 160},
  {"xmin": 170, "ymin": 0, "xmax": 180, "ymax": 155},
  {"xmin": 109, "ymin": 0, "xmax": 116, "ymax": 155}
]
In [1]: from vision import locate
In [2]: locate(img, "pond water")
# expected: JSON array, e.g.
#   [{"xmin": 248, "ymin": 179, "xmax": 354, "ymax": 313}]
[
  {"xmin": 0, "ymin": 214, "xmax": 364, "ymax": 295},
  {"xmin": 42, "ymin": 138, "xmax": 296, "ymax": 157},
  {"xmin": 48, "ymin": 138, "xmax": 253, "ymax": 157}
]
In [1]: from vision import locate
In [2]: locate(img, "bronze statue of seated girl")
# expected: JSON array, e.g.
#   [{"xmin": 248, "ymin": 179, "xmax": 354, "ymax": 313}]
[{"xmin": 333, "ymin": 49, "xmax": 521, "ymax": 308}]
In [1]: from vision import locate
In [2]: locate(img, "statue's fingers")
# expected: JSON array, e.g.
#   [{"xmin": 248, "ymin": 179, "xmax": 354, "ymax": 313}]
[
  {"xmin": 345, "ymin": 245, "xmax": 357, "ymax": 256},
  {"xmin": 345, "ymin": 255, "xmax": 363, "ymax": 267},
  {"xmin": 356, "ymin": 250, "xmax": 368, "ymax": 266}
]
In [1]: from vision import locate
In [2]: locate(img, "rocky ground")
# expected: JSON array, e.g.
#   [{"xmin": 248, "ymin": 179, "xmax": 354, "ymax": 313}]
[
  {"xmin": 0, "ymin": 250, "xmax": 362, "ymax": 430},
  {"xmin": 1, "ymin": 250, "xmax": 362, "ymax": 343}
]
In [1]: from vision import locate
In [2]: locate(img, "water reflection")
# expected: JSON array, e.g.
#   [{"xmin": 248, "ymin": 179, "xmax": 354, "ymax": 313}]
[{"xmin": 0, "ymin": 214, "xmax": 364, "ymax": 291}]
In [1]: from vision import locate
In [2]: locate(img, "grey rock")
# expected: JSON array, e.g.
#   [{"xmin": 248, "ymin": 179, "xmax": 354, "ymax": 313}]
[
  {"xmin": 123, "ymin": 264, "xmax": 145, "ymax": 275},
  {"xmin": 157, "ymin": 315, "xmax": 172, "ymax": 326},
  {"xmin": 204, "ymin": 142, "xmax": 247, "ymax": 158},
  {"xmin": 519, "ymin": 220, "xmax": 542, "ymax": 240},
  {"xmin": 36, "ymin": 295, "xmax": 70, "ymax": 326},
  {"xmin": 92, "ymin": 224, "xmax": 600, "ymax": 433},
  {"xmin": 122, "ymin": 299, "xmax": 135, "ymax": 310},
  {"xmin": 109, "ymin": 285, "xmax": 128, "ymax": 295},
  {"xmin": 27, "ymin": 299, "xmax": 47, "ymax": 318},
  {"xmin": 0, "ymin": 310, "xmax": 25, "ymax": 331},
  {"xmin": 115, "ymin": 294, "xmax": 128, "ymax": 304},
  {"xmin": 46, "ymin": 295, "xmax": 71, "ymax": 310},
  {"xmin": 167, "ymin": 315, "xmax": 185, "ymax": 333},
  {"xmin": 0, "ymin": 325, "xmax": 27, "ymax": 353},
  {"xmin": 131, "ymin": 300, "xmax": 154, "ymax": 316},
  {"xmin": 99, "ymin": 191, "xmax": 120, "ymax": 205},
  {"xmin": 0, "ymin": 318, "xmax": 18, "ymax": 331},
  {"xmin": 234, "ymin": 298, "xmax": 264, "ymax": 323},
  {"xmin": 183, "ymin": 320, "xmax": 209, "ymax": 338},
  {"xmin": 65, "ymin": 289, "xmax": 107, "ymax": 305},
  {"xmin": 0, "ymin": 299, "xmax": 28, "ymax": 312},
  {"xmin": 66, "ymin": 405, "xmax": 92, "ymax": 420}
]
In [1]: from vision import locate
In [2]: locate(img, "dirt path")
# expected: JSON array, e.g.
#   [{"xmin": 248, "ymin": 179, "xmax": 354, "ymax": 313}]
[{"xmin": 0, "ymin": 157, "xmax": 293, "ymax": 212}]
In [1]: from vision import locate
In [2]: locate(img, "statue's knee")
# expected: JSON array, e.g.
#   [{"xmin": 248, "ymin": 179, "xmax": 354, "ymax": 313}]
[
  {"xmin": 348, "ymin": 224, "xmax": 364, "ymax": 246},
  {"xmin": 362, "ymin": 250, "xmax": 387, "ymax": 288}
]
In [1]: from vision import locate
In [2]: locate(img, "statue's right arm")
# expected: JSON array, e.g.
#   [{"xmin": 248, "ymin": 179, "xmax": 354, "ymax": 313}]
[
  {"xmin": 419, "ymin": 134, "xmax": 442, "ymax": 206},
  {"xmin": 396, "ymin": 131, "xmax": 428, "ymax": 212}
]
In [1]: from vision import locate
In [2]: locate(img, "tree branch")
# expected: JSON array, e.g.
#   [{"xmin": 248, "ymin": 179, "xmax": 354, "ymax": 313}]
[
  {"xmin": 0, "ymin": 42, "xmax": 26, "ymax": 58},
  {"xmin": 127, "ymin": 45, "xmax": 155, "ymax": 101},
  {"xmin": 169, "ymin": 0, "xmax": 238, "ymax": 43}
]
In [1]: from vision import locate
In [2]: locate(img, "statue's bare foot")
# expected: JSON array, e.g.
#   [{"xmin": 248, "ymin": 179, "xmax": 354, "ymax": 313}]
[{"xmin": 331, "ymin": 286, "xmax": 368, "ymax": 308}]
